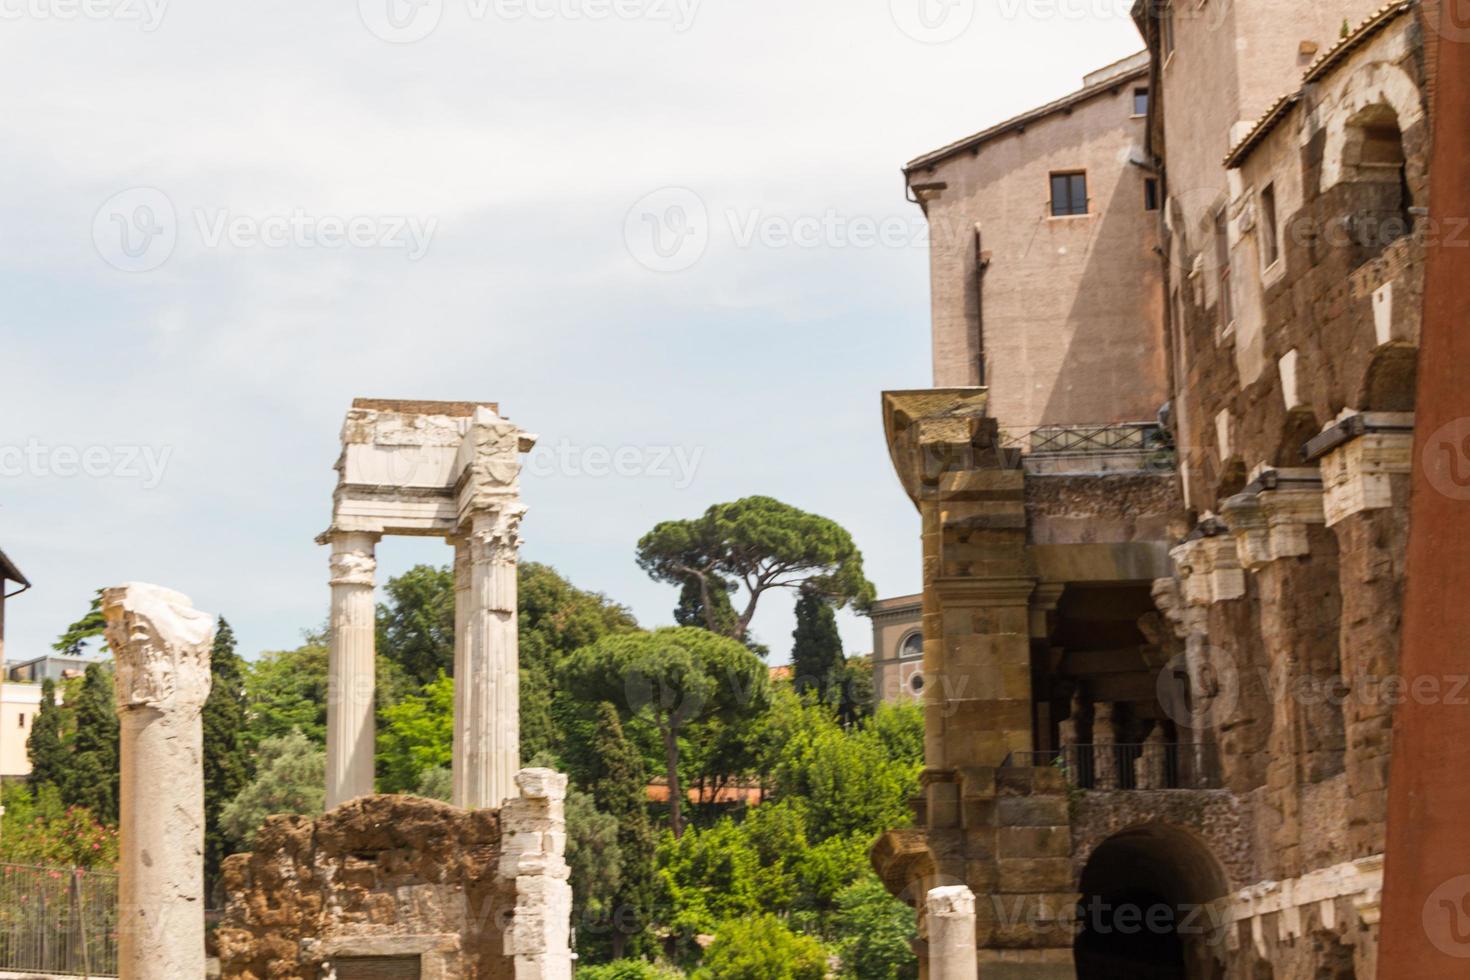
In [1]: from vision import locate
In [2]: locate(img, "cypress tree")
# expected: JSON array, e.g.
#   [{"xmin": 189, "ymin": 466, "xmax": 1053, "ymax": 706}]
[
  {"xmin": 26, "ymin": 679, "xmax": 68, "ymax": 796},
  {"xmin": 203, "ymin": 618, "xmax": 253, "ymax": 890},
  {"xmin": 590, "ymin": 701, "xmax": 656, "ymax": 960},
  {"xmin": 791, "ymin": 590, "xmax": 844, "ymax": 705},
  {"xmin": 64, "ymin": 664, "xmax": 119, "ymax": 822}
]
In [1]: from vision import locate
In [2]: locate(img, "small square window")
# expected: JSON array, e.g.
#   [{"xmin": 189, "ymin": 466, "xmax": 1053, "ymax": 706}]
[
  {"xmin": 1050, "ymin": 172, "xmax": 1089, "ymax": 217},
  {"xmin": 1145, "ymin": 178, "xmax": 1160, "ymax": 211},
  {"xmin": 17, "ymin": 713, "xmax": 25, "ymax": 728},
  {"xmin": 1134, "ymin": 88, "xmax": 1150, "ymax": 116}
]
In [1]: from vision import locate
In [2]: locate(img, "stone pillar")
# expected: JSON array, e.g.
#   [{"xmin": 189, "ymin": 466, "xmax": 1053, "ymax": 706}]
[
  {"xmin": 102, "ymin": 583, "xmax": 215, "ymax": 980},
  {"xmin": 1137, "ymin": 724, "xmax": 1168, "ymax": 790},
  {"xmin": 455, "ymin": 505, "xmax": 526, "ymax": 810},
  {"xmin": 1094, "ymin": 702, "xmax": 1118, "ymax": 790},
  {"xmin": 451, "ymin": 535, "xmax": 471, "ymax": 802},
  {"xmin": 926, "ymin": 886, "xmax": 979, "ymax": 980},
  {"xmin": 502, "ymin": 768, "xmax": 574, "ymax": 980},
  {"xmin": 326, "ymin": 530, "xmax": 379, "ymax": 810}
]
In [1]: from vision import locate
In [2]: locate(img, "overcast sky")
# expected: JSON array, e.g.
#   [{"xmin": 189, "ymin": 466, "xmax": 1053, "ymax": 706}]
[{"xmin": 0, "ymin": 0, "xmax": 1144, "ymax": 665}]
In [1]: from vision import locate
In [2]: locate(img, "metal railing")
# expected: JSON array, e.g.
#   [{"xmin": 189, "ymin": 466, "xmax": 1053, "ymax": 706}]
[
  {"xmin": 1003, "ymin": 743, "xmax": 1220, "ymax": 791},
  {"xmin": 0, "ymin": 863, "xmax": 119, "ymax": 977},
  {"xmin": 1002, "ymin": 422, "xmax": 1167, "ymax": 456}
]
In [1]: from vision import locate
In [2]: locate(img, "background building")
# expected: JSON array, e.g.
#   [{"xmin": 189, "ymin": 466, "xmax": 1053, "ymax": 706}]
[
  {"xmin": 869, "ymin": 594, "xmax": 923, "ymax": 703},
  {"xmin": 0, "ymin": 548, "xmax": 34, "ymax": 782}
]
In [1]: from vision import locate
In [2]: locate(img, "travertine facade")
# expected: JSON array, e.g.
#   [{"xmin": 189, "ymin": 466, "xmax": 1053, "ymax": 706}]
[
  {"xmin": 875, "ymin": 3, "xmax": 1429, "ymax": 977},
  {"xmin": 103, "ymin": 583, "xmax": 216, "ymax": 980}
]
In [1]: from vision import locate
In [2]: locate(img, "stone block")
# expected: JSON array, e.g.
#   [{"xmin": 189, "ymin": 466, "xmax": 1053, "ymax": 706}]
[
  {"xmin": 998, "ymin": 858, "xmax": 1075, "ymax": 893},
  {"xmin": 996, "ymin": 796, "xmax": 1070, "ymax": 828},
  {"xmin": 997, "ymin": 826, "xmax": 1071, "ymax": 859}
]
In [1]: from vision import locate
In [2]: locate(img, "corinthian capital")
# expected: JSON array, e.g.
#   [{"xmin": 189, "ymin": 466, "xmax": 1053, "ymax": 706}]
[
  {"xmin": 469, "ymin": 504, "xmax": 528, "ymax": 563},
  {"xmin": 103, "ymin": 583, "xmax": 216, "ymax": 712}
]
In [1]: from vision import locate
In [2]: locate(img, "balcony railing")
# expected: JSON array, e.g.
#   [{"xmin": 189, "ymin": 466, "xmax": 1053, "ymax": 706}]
[
  {"xmin": 1001, "ymin": 421, "xmax": 1168, "ymax": 456},
  {"xmin": 1003, "ymin": 743, "xmax": 1220, "ymax": 791}
]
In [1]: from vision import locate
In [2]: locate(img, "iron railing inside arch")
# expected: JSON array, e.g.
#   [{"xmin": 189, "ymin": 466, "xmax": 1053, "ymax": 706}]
[
  {"xmin": 0, "ymin": 863, "xmax": 118, "ymax": 977},
  {"xmin": 1003, "ymin": 743, "xmax": 1222, "ymax": 791}
]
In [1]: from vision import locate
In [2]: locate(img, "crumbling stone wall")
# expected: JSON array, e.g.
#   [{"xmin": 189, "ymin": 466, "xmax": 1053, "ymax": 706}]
[
  {"xmin": 218, "ymin": 796, "xmax": 511, "ymax": 980},
  {"xmin": 218, "ymin": 770, "xmax": 571, "ymax": 980}
]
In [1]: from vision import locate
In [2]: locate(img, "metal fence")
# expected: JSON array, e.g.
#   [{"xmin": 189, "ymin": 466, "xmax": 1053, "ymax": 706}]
[
  {"xmin": 0, "ymin": 863, "xmax": 119, "ymax": 977},
  {"xmin": 1004, "ymin": 743, "xmax": 1221, "ymax": 791},
  {"xmin": 1002, "ymin": 421, "xmax": 1167, "ymax": 456}
]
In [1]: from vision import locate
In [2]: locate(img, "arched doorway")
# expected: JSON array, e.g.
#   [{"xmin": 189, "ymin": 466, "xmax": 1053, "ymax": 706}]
[{"xmin": 1076, "ymin": 824, "xmax": 1229, "ymax": 980}]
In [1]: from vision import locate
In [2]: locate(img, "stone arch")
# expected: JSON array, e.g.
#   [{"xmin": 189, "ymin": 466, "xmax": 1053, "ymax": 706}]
[
  {"xmin": 1076, "ymin": 822, "xmax": 1230, "ymax": 980},
  {"xmin": 1276, "ymin": 407, "xmax": 1322, "ymax": 466},
  {"xmin": 1319, "ymin": 62, "xmax": 1425, "ymax": 197},
  {"xmin": 1360, "ymin": 341, "xmax": 1418, "ymax": 412}
]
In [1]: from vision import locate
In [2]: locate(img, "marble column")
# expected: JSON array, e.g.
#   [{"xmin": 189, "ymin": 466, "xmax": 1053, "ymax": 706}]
[
  {"xmin": 454, "ymin": 505, "xmax": 525, "ymax": 809},
  {"xmin": 926, "ymin": 886, "xmax": 979, "ymax": 980},
  {"xmin": 451, "ymin": 535, "xmax": 471, "ymax": 803},
  {"xmin": 326, "ymin": 531, "xmax": 379, "ymax": 810},
  {"xmin": 102, "ymin": 583, "xmax": 215, "ymax": 980}
]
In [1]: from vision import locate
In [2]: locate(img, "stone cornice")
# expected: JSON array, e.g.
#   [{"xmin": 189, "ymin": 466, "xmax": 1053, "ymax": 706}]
[
  {"xmin": 1311, "ymin": 413, "xmax": 1415, "ymax": 526},
  {"xmin": 1170, "ymin": 530, "xmax": 1246, "ymax": 605},
  {"xmin": 1220, "ymin": 467, "xmax": 1326, "ymax": 569}
]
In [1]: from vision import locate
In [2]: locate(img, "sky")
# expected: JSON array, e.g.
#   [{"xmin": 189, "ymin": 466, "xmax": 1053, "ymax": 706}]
[{"xmin": 0, "ymin": 0, "xmax": 1146, "ymax": 665}]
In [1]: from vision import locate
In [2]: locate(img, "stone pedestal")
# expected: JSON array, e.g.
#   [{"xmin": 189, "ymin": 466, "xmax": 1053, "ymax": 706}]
[
  {"xmin": 103, "ymin": 583, "xmax": 216, "ymax": 980},
  {"xmin": 326, "ymin": 531, "xmax": 379, "ymax": 810},
  {"xmin": 455, "ymin": 506, "xmax": 526, "ymax": 810},
  {"xmin": 927, "ymin": 886, "xmax": 978, "ymax": 980}
]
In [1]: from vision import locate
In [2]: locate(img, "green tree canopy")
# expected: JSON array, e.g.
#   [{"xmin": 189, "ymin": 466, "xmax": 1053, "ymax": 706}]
[
  {"xmin": 562, "ymin": 627, "xmax": 769, "ymax": 837},
  {"xmin": 204, "ymin": 618, "xmax": 254, "ymax": 885},
  {"xmin": 219, "ymin": 731, "xmax": 325, "ymax": 847},
  {"xmin": 376, "ymin": 564, "xmax": 455, "ymax": 685},
  {"xmin": 52, "ymin": 589, "xmax": 106, "ymax": 655},
  {"xmin": 790, "ymin": 590, "xmax": 843, "ymax": 702},
  {"xmin": 590, "ymin": 702, "xmax": 657, "ymax": 960},
  {"xmin": 377, "ymin": 672, "xmax": 454, "ymax": 794},
  {"xmin": 692, "ymin": 914, "xmax": 828, "ymax": 980},
  {"xmin": 637, "ymin": 496, "xmax": 876, "ymax": 642},
  {"xmin": 25, "ymin": 679, "xmax": 68, "ymax": 797},
  {"xmin": 62, "ymin": 663, "xmax": 119, "ymax": 823}
]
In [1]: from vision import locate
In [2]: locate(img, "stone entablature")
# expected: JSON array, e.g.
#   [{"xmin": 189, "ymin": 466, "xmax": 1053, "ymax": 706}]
[
  {"xmin": 1220, "ymin": 468, "xmax": 1328, "ymax": 569},
  {"xmin": 1213, "ymin": 855, "xmax": 1384, "ymax": 960},
  {"xmin": 1307, "ymin": 412, "xmax": 1415, "ymax": 526}
]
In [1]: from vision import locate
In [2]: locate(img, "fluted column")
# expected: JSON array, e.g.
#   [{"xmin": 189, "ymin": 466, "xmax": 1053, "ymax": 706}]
[
  {"xmin": 102, "ymin": 583, "xmax": 215, "ymax": 980},
  {"xmin": 451, "ymin": 535, "xmax": 471, "ymax": 802},
  {"xmin": 455, "ymin": 505, "xmax": 525, "ymax": 809},
  {"xmin": 326, "ymin": 531, "xmax": 379, "ymax": 810}
]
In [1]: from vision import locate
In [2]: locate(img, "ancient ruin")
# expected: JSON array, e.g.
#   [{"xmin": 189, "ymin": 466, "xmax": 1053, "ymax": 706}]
[
  {"xmin": 872, "ymin": 3, "xmax": 1429, "ymax": 977},
  {"xmin": 219, "ymin": 768, "xmax": 572, "ymax": 980},
  {"xmin": 319, "ymin": 399, "xmax": 536, "ymax": 810},
  {"xmin": 217, "ymin": 399, "xmax": 572, "ymax": 980},
  {"xmin": 102, "ymin": 583, "xmax": 217, "ymax": 980}
]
